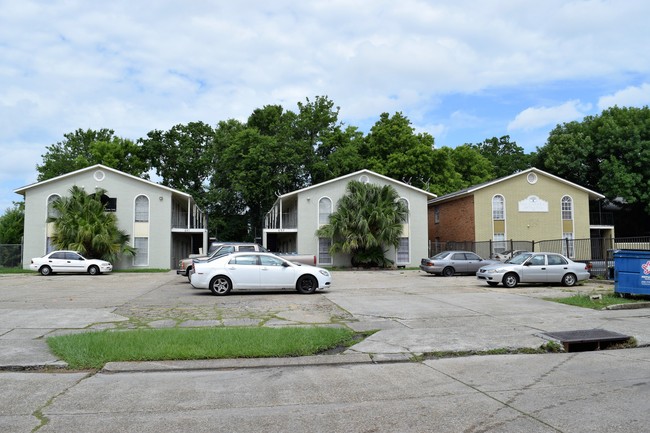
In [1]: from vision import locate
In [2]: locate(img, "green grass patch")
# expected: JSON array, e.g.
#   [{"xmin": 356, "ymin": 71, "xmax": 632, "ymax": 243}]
[
  {"xmin": 0, "ymin": 267, "xmax": 31, "ymax": 274},
  {"xmin": 545, "ymin": 293, "xmax": 644, "ymax": 309},
  {"xmin": 47, "ymin": 327, "xmax": 359, "ymax": 369}
]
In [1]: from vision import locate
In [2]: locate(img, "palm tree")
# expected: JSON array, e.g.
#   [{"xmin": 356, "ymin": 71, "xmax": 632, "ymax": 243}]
[
  {"xmin": 317, "ymin": 181, "xmax": 408, "ymax": 267},
  {"xmin": 49, "ymin": 186, "xmax": 135, "ymax": 263}
]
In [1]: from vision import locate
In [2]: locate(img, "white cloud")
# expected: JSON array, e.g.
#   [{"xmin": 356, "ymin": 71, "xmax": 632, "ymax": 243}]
[
  {"xmin": 598, "ymin": 83, "xmax": 650, "ymax": 110},
  {"xmin": 2, "ymin": 0, "xmax": 650, "ymax": 209},
  {"xmin": 507, "ymin": 100, "xmax": 592, "ymax": 132}
]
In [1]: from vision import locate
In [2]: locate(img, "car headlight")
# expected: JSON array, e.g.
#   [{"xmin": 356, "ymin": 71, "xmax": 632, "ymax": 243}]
[
  {"xmin": 319, "ymin": 270, "xmax": 330, "ymax": 277},
  {"xmin": 485, "ymin": 269, "xmax": 503, "ymax": 274}
]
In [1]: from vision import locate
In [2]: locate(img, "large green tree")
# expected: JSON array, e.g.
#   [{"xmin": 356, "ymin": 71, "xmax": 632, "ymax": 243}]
[
  {"xmin": 469, "ymin": 135, "xmax": 532, "ymax": 178},
  {"xmin": 0, "ymin": 202, "xmax": 24, "ymax": 244},
  {"xmin": 361, "ymin": 112, "xmax": 437, "ymax": 191},
  {"xmin": 316, "ymin": 181, "xmax": 408, "ymax": 267},
  {"xmin": 49, "ymin": 186, "xmax": 135, "ymax": 262},
  {"xmin": 37, "ymin": 129, "xmax": 148, "ymax": 181},
  {"xmin": 535, "ymin": 106, "xmax": 650, "ymax": 235},
  {"xmin": 140, "ymin": 121, "xmax": 216, "ymax": 202}
]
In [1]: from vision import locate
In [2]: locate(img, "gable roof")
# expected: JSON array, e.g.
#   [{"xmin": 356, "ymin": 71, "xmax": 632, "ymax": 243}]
[
  {"xmin": 274, "ymin": 169, "xmax": 437, "ymax": 201},
  {"xmin": 428, "ymin": 167, "xmax": 605, "ymax": 204},
  {"xmin": 13, "ymin": 164, "xmax": 193, "ymax": 200}
]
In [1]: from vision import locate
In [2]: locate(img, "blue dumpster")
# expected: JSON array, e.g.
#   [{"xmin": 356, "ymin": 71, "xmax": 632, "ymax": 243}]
[{"xmin": 614, "ymin": 249, "xmax": 650, "ymax": 296}]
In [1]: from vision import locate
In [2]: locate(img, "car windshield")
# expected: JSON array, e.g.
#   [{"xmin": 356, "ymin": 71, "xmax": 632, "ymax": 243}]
[
  {"xmin": 506, "ymin": 253, "xmax": 532, "ymax": 264},
  {"xmin": 431, "ymin": 252, "xmax": 452, "ymax": 260}
]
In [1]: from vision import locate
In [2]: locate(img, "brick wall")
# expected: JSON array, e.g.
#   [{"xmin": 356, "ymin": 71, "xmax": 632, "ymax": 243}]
[{"xmin": 427, "ymin": 195, "xmax": 476, "ymax": 242}]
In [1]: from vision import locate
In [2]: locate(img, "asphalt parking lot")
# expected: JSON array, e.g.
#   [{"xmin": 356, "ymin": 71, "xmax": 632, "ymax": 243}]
[{"xmin": 1, "ymin": 270, "xmax": 649, "ymax": 432}]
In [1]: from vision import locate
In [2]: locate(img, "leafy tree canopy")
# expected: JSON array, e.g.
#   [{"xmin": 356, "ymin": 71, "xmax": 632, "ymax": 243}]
[
  {"xmin": 0, "ymin": 202, "xmax": 24, "ymax": 244},
  {"xmin": 37, "ymin": 129, "xmax": 148, "ymax": 181},
  {"xmin": 49, "ymin": 186, "xmax": 135, "ymax": 262},
  {"xmin": 361, "ymin": 112, "xmax": 437, "ymax": 191},
  {"xmin": 469, "ymin": 135, "xmax": 532, "ymax": 178},
  {"xmin": 139, "ymin": 121, "xmax": 216, "ymax": 201},
  {"xmin": 536, "ymin": 106, "xmax": 650, "ymax": 213}
]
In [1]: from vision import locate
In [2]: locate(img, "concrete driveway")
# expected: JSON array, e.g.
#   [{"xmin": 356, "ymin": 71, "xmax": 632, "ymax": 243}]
[
  {"xmin": 0, "ymin": 270, "xmax": 648, "ymax": 367},
  {"xmin": 1, "ymin": 270, "xmax": 650, "ymax": 432}
]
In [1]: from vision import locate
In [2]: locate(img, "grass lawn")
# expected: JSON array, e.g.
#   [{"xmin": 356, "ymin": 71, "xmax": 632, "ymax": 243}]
[
  {"xmin": 0, "ymin": 267, "xmax": 30, "ymax": 274},
  {"xmin": 546, "ymin": 293, "xmax": 646, "ymax": 309},
  {"xmin": 47, "ymin": 327, "xmax": 361, "ymax": 369}
]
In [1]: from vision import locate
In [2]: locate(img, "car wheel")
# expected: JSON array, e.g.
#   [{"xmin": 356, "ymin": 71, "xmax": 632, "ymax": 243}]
[
  {"xmin": 209, "ymin": 276, "xmax": 232, "ymax": 296},
  {"xmin": 296, "ymin": 275, "xmax": 318, "ymax": 294},
  {"xmin": 562, "ymin": 273, "xmax": 577, "ymax": 286},
  {"xmin": 487, "ymin": 282, "xmax": 499, "ymax": 287},
  {"xmin": 39, "ymin": 266, "xmax": 52, "ymax": 276},
  {"xmin": 88, "ymin": 265, "xmax": 100, "ymax": 275},
  {"xmin": 502, "ymin": 273, "xmax": 519, "ymax": 288},
  {"xmin": 186, "ymin": 266, "xmax": 193, "ymax": 282},
  {"xmin": 442, "ymin": 267, "xmax": 455, "ymax": 277}
]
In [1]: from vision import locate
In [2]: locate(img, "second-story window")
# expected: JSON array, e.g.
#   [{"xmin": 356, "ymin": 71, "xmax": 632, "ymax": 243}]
[
  {"xmin": 561, "ymin": 196, "xmax": 573, "ymax": 220},
  {"xmin": 492, "ymin": 195, "xmax": 505, "ymax": 220},
  {"xmin": 135, "ymin": 195, "xmax": 149, "ymax": 222},
  {"xmin": 47, "ymin": 194, "xmax": 60, "ymax": 219},
  {"xmin": 319, "ymin": 197, "xmax": 332, "ymax": 225}
]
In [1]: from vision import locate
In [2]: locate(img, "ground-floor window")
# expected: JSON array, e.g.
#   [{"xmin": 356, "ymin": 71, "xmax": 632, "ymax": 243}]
[
  {"xmin": 46, "ymin": 237, "xmax": 55, "ymax": 253},
  {"xmin": 318, "ymin": 238, "xmax": 332, "ymax": 265},
  {"xmin": 397, "ymin": 237, "xmax": 409, "ymax": 264},
  {"xmin": 134, "ymin": 237, "xmax": 149, "ymax": 266},
  {"xmin": 493, "ymin": 233, "xmax": 506, "ymax": 254}
]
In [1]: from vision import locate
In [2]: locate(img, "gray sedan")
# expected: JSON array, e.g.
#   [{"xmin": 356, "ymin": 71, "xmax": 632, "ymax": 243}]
[
  {"xmin": 420, "ymin": 251, "xmax": 498, "ymax": 276},
  {"xmin": 476, "ymin": 252, "xmax": 591, "ymax": 288}
]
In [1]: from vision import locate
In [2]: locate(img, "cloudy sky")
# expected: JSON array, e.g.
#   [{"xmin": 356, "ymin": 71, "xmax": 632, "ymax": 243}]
[{"xmin": 2, "ymin": 0, "xmax": 650, "ymax": 212}]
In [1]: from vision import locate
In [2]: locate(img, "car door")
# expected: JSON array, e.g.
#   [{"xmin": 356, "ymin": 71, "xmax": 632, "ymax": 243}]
[
  {"xmin": 545, "ymin": 254, "xmax": 570, "ymax": 283},
  {"xmin": 259, "ymin": 255, "xmax": 296, "ymax": 288},
  {"xmin": 47, "ymin": 252, "xmax": 69, "ymax": 272},
  {"xmin": 520, "ymin": 254, "xmax": 548, "ymax": 283},
  {"xmin": 463, "ymin": 252, "xmax": 484, "ymax": 273},
  {"xmin": 226, "ymin": 255, "xmax": 261, "ymax": 288},
  {"xmin": 450, "ymin": 252, "xmax": 468, "ymax": 273},
  {"xmin": 64, "ymin": 252, "xmax": 87, "ymax": 272}
]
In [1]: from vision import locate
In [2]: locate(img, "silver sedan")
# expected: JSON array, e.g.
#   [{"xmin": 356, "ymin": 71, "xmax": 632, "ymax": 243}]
[
  {"xmin": 420, "ymin": 251, "xmax": 498, "ymax": 276},
  {"xmin": 476, "ymin": 252, "xmax": 590, "ymax": 288}
]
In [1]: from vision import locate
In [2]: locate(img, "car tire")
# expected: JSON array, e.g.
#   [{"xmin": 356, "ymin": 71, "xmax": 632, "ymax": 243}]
[
  {"xmin": 209, "ymin": 276, "xmax": 232, "ymax": 296},
  {"xmin": 296, "ymin": 275, "xmax": 318, "ymax": 294},
  {"xmin": 39, "ymin": 266, "xmax": 52, "ymax": 276},
  {"xmin": 442, "ymin": 267, "xmax": 455, "ymax": 277},
  {"xmin": 88, "ymin": 265, "xmax": 100, "ymax": 276},
  {"xmin": 502, "ymin": 273, "xmax": 519, "ymax": 288},
  {"xmin": 487, "ymin": 282, "xmax": 499, "ymax": 287},
  {"xmin": 186, "ymin": 266, "xmax": 193, "ymax": 282},
  {"xmin": 562, "ymin": 273, "xmax": 577, "ymax": 286}
]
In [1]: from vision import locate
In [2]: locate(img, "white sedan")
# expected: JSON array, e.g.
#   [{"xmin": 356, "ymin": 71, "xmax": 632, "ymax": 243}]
[
  {"xmin": 30, "ymin": 250, "xmax": 113, "ymax": 276},
  {"xmin": 190, "ymin": 252, "xmax": 331, "ymax": 296},
  {"xmin": 476, "ymin": 252, "xmax": 590, "ymax": 288}
]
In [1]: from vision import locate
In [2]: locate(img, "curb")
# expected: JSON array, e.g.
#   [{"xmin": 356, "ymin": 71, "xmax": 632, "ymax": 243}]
[{"xmin": 101, "ymin": 353, "xmax": 380, "ymax": 373}]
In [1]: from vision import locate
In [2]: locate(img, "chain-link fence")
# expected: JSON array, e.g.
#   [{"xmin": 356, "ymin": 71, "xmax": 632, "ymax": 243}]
[{"xmin": 0, "ymin": 244, "xmax": 22, "ymax": 268}]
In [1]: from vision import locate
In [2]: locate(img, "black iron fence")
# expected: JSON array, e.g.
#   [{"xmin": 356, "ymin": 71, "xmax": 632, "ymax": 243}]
[
  {"xmin": 427, "ymin": 237, "xmax": 650, "ymax": 278},
  {"xmin": 0, "ymin": 244, "xmax": 22, "ymax": 268}
]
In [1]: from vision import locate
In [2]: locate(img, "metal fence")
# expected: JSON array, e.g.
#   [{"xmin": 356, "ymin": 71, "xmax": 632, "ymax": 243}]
[
  {"xmin": 0, "ymin": 244, "xmax": 22, "ymax": 268},
  {"xmin": 427, "ymin": 237, "xmax": 650, "ymax": 278}
]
